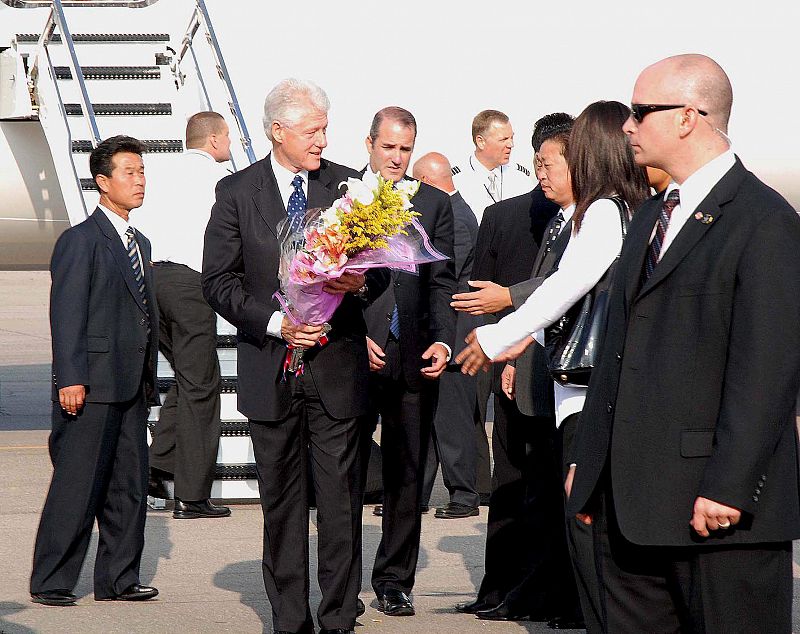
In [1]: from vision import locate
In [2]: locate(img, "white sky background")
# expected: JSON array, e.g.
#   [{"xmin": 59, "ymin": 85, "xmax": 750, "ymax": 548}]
[{"xmin": 2, "ymin": 0, "xmax": 798, "ymax": 181}]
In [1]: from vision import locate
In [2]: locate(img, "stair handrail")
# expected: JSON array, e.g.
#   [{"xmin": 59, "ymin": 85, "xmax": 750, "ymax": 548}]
[
  {"xmin": 28, "ymin": 6, "xmax": 89, "ymax": 222},
  {"xmin": 178, "ymin": 0, "xmax": 256, "ymax": 168}
]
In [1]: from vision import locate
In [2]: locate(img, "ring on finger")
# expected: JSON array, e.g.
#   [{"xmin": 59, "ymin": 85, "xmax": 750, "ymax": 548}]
[{"xmin": 718, "ymin": 521, "xmax": 731, "ymax": 529}]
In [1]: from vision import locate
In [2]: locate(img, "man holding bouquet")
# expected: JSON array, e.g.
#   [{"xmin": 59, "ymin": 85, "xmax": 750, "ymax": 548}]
[
  {"xmin": 202, "ymin": 78, "xmax": 388, "ymax": 634},
  {"xmin": 360, "ymin": 107, "xmax": 457, "ymax": 617}
]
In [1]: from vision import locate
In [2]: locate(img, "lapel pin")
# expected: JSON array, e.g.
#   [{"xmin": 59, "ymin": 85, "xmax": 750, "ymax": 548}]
[{"xmin": 694, "ymin": 212, "xmax": 714, "ymax": 224}]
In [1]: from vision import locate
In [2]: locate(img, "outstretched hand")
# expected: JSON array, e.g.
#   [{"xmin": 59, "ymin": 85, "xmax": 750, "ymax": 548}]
[
  {"xmin": 455, "ymin": 330, "xmax": 491, "ymax": 375},
  {"xmin": 451, "ymin": 280, "xmax": 512, "ymax": 315}
]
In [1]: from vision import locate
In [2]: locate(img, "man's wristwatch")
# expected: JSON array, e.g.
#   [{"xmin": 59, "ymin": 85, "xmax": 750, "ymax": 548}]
[{"xmin": 355, "ymin": 283, "xmax": 369, "ymax": 300}]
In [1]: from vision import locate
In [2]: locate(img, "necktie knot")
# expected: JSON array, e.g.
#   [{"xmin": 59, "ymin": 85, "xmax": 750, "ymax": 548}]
[
  {"xmin": 125, "ymin": 226, "xmax": 135, "ymax": 244},
  {"xmin": 663, "ymin": 189, "xmax": 680, "ymax": 217},
  {"xmin": 292, "ymin": 174, "xmax": 304, "ymax": 190}
]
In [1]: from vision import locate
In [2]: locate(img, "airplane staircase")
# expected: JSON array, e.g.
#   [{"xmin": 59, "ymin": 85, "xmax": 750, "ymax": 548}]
[{"xmin": 6, "ymin": 0, "xmax": 260, "ymax": 503}]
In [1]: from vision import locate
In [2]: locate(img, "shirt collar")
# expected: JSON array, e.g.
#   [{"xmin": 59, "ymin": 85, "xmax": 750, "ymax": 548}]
[
  {"xmin": 469, "ymin": 153, "xmax": 500, "ymax": 181},
  {"xmin": 560, "ymin": 204, "xmax": 576, "ymax": 223},
  {"xmin": 98, "ymin": 203, "xmax": 131, "ymax": 239},
  {"xmin": 185, "ymin": 148, "xmax": 216, "ymax": 162},
  {"xmin": 665, "ymin": 149, "xmax": 735, "ymax": 213},
  {"xmin": 270, "ymin": 152, "xmax": 308, "ymax": 188}
]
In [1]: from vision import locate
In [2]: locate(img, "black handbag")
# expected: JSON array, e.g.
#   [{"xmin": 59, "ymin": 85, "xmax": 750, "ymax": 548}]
[{"xmin": 545, "ymin": 197, "xmax": 629, "ymax": 387}]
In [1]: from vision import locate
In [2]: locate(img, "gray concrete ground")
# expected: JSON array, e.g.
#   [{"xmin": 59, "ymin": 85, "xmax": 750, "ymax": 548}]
[{"xmin": 2, "ymin": 271, "xmax": 799, "ymax": 634}]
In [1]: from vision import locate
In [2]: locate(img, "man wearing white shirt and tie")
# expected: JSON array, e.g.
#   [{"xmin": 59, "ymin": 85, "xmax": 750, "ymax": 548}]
[
  {"xmin": 148, "ymin": 112, "xmax": 232, "ymax": 520},
  {"xmin": 451, "ymin": 110, "xmax": 532, "ymax": 224}
]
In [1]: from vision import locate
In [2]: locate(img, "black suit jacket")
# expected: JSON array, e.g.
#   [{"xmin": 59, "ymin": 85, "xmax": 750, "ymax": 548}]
[
  {"xmin": 508, "ymin": 215, "xmax": 573, "ymax": 417},
  {"xmin": 50, "ymin": 208, "xmax": 159, "ymax": 404},
  {"xmin": 364, "ymin": 180, "xmax": 457, "ymax": 390},
  {"xmin": 449, "ymin": 191, "xmax": 481, "ymax": 359},
  {"xmin": 202, "ymin": 155, "xmax": 389, "ymax": 421},
  {"xmin": 569, "ymin": 158, "xmax": 800, "ymax": 546},
  {"xmin": 472, "ymin": 186, "xmax": 559, "ymax": 392}
]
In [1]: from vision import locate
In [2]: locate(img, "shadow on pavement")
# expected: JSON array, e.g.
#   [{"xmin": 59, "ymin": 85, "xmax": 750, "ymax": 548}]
[
  {"xmin": 0, "ymin": 602, "xmax": 37, "ymax": 634},
  {"xmin": 213, "ymin": 559, "xmax": 270, "ymax": 633}
]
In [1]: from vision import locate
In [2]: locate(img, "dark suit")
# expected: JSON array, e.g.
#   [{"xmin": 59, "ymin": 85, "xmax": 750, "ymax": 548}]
[
  {"xmin": 31, "ymin": 208, "xmax": 158, "ymax": 599},
  {"xmin": 361, "ymin": 180, "xmax": 457, "ymax": 596},
  {"xmin": 202, "ymin": 155, "xmax": 389, "ymax": 632},
  {"xmin": 570, "ymin": 158, "xmax": 800, "ymax": 632},
  {"xmin": 422, "ymin": 191, "xmax": 482, "ymax": 507}
]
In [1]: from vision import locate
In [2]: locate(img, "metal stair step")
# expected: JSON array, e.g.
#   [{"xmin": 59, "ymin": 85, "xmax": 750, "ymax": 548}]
[
  {"xmin": 65, "ymin": 103, "xmax": 172, "ymax": 116},
  {"xmin": 158, "ymin": 376, "xmax": 237, "ymax": 394},
  {"xmin": 217, "ymin": 334, "xmax": 238, "ymax": 348},
  {"xmin": 16, "ymin": 33, "xmax": 170, "ymax": 44},
  {"xmin": 80, "ymin": 178, "xmax": 97, "ymax": 191},
  {"xmin": 72, "ymin": 139, "xmax": 183, "ymax": 153},
  {"xmin": 216, "ymin": 464, "xmax": 258, "ymax": 480},
  {"xmin": 54, "ymin": 66, "xmax": 161, "ymax": 80},
  {"xmin": 221, "ymin": 421, "xmax": 250, "ymax": 437}
]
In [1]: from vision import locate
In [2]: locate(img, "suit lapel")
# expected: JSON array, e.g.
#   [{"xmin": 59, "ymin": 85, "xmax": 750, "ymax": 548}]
[
  {"xmin": 252, "ymin": 154, "xmax": 288, "ymax": 237},
  {"xmin": 92, "ymin": 209, "xmax": 148, "ymax": 314},
  {"xmin": 635, "ymin": 159, "xmax": 744, "ymax": 300},
  {"xmin": 624, "ymin": 197, "xmax": 662, "ymax": 302},
  {"xmin": 307, "ymin": 162, "xmax": 334, "ymax": 209}
]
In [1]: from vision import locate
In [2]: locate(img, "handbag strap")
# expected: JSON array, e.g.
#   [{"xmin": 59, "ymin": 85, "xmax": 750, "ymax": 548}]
[{"xmin": 607, "ymin": 195, "xmax": 630, "ymax": 241}]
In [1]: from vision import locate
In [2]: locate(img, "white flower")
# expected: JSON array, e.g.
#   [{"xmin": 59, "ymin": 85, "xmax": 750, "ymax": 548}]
[
  {"xmin": 395, "ymin": 178, "xmax": 420, "ymax": 209},
  {"xmin": 341, "ymin": 173, "xmax": 377, "ymax": 206},
  {"xmin": 319, "ymin": 204, "xmax": 341, "ymax": 228}
]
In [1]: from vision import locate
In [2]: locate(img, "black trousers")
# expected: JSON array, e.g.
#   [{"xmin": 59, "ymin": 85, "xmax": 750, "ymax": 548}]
[
  {"xmin": 475, "ymin": 369, "xmax": 493, "ymax": 496},
  {"xmin": 149, "ymin": 263, "xmax": 221, "ymax": 501},
  {"xmin": 30, "ymin": 394, "xmax": 149, "ymax": 598},
  {"xmin": 249, "ymin": 371, "xmax": 362, "ymax": 632},
  {"xmin": 475, "ymin": 394, "xmax": 579, "ymax": 617},
  {"xmin": 360, "ymin": 338, "xmax": 434, "ymax": 596},
  {"xmin": 422, "ymin": 365, "xmax": 479, "ymax": 507},
  {"xmin": 593, "ymin": 482, "xmax": 792, "ymax": 634}
]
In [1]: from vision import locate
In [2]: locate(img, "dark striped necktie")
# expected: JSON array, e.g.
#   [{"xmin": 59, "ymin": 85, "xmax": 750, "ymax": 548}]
[
  {"xmin": 643, "ymin": 189, "xmax": 680, "ymax": 282},
  {"xmin": 125, "ymin": 227, "xmax": 150, "ymax": 329}
]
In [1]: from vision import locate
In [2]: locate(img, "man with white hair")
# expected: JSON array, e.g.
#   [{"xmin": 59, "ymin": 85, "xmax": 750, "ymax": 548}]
[
  {"xmin": 202, "ymin": 78, "xmax": 389, "ymax": 634},
  {"xmin": 568, "ymin": 54, "xmax": 800, "ymax": 633}
]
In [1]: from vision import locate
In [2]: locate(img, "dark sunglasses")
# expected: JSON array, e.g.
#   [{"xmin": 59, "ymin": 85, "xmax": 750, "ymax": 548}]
[{"xmin": 630, "ymin": 104, "xmax": 708, "ymax": 123}]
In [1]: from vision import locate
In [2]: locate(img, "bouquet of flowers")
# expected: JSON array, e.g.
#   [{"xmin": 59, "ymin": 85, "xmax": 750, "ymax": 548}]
[{"xmin": 274, "ymin": 171, "xmax": 446, "ymax": 373}]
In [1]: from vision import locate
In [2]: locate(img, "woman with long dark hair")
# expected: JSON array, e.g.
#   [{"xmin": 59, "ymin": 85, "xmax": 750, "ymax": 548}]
[{"xmin": 457, "ymin": 100, "xmax": 649, "ymax": 631}]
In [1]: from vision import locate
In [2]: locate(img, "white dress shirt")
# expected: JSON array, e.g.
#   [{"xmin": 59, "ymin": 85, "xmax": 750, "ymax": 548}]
[
  {"xmin": 98, "ymin": 204, "xmax": 143, "ymax": 271},
  {"xmin": 655, "ymin": 150, "xmax": 736, "ymax": 258},
  {"xmin": 452, "ymin": 153, "xmax": 532, "ymax": 224},
  {"xmin": 477, "ymin": 198, "xmax": 625, "ymax": 426},
  {"xmin": 266, "ymin": 153, "xmax": 310, "ymax": 338},
  {"xmin": 145, "ymin": 149, "xmax": 231, "ymax": 271}
]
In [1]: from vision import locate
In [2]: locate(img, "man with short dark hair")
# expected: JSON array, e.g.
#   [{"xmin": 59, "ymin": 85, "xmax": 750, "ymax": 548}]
[
  {"xmin": 569, "ymin": 54, "xmax": 800, "ymax": 633},
  {"xmin": 30, "ymin": 135, "xmax": 160, "ymax": 606},
  {"xmin": 451, "ymin": 109, "xmax": 532, "ymax": 223},
  {"xmin": 360, "ymin": 107, "xmax": 456, "ymax": 617},
  {"xmin": 147, "ymin": 111, "xmax": 232, "ymax": 519}
]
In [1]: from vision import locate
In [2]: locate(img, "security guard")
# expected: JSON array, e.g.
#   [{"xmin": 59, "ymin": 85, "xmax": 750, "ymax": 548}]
[{"xmin": 452, "ymin": 110, "xmax": 532, "ymax": 224}]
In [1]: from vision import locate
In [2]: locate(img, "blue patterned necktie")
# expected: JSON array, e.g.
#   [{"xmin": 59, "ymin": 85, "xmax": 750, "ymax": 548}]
[
  {"xmin": 389, "ymin": 304, "xmax": 400, "ymax": 339},
  {"xmin": 125, "ymin": 227, "xmax": 150, "ymax": 332},
  {"xmin": 643, "ymin": 188, "xmax": 680, "ymax": 282},
  {"xmin": 287, "ymin": 174, "xmax": 307, "ymax": 233}
]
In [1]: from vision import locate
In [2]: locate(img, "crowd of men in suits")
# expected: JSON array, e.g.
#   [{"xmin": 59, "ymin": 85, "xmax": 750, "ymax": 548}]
[{"xmin": 31, "ymin": 53, "xmax": 800, "ymax": 634}]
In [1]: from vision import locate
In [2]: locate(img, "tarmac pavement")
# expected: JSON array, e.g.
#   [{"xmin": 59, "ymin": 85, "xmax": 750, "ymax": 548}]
[{"xmin": 1, "ymin": 271, "xmax": 799, "ymax": 634}]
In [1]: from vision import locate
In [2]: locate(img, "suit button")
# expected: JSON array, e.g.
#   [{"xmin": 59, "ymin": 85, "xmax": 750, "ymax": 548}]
[
  {"xmin": 755, "ymin": 488, "xmax": 762, "ymax": 495},
  {"xmin": 386, "ymin": 313, "xmax": 392, "ymax": 320},
  {"xmin": 394, "ymin": 281, "xmax": 400, "ymax": 287},
  {"xmin": 757, "ymin": 479, "xmax": 765, "ymax": 487},
  {"xmin": 761, "ymin": 474, "xmax": 767, "ymax": 480},
  {"xmin": 140, "ymin": 317, "xmax": 146, "ymax": 326},
  {"xmin": 138, "ymin": 346, "xmax": 145, "ymax": 353},
  {"xmin": 752, "ymin": 495, "xmax": 759, "ymax": 502},
  {"xmin": 615, "ymin": 353, "xmax": 622, "ymax": 361},
  {"xmin": 606, "ymin": 402, "xmax": 613, "ymax": 413}
]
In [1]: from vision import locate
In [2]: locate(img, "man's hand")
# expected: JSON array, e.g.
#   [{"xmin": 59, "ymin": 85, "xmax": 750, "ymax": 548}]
[
  {"xmin": 281, "ymin": 317, "xmax": 324, "ymax": 349},
  {"xmin": 323, "ymin": 271, "xmax": 366, "ymax": 295},
  {"xmin": 59, "ymin": 385, "xmax": 85, "ymax": 416},
  {"xmin": 564, "ymin": 465, "xmax": 593, "ymax": 525},
  {"xmin": 493, "ymin": 336, "xmax": 535, "ymax": 364},
  {"xmin": 690, "ymin": 496, "xmax": 741, "ymax": 537},
  {"xmin": 501, "ymin": 364, "xmax": 515, "ymax": 400},
  {"xmin": 455, "ymin": 330, "xmax": 491, "ymax": 376},
  {"xmin": 421, "ymin": 343, "xmax": 448, "ymax": 379},
  {"xmin": 451, "ymin": 280, "xmax": 512, "ymax": 315},
  {"xmin": 366, "ymin": 336, "xmax": 386, "ymax": 371}
]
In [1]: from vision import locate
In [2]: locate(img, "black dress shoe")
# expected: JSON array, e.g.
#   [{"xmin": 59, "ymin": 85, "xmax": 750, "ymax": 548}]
[
  {"xmin": 454, "ymin": 597, "xmax": 496, "ymax": 614},
  {"xmin": 356, "ymin": 597, "xmax": 365, "ymax": 616},
  {"xmin": 97, "ymin": 584, "xmax": 158, "ymax": 601},
  {"xmin": 548, "ymin": 615, "xmax": 586, "ymax": 629},
  {"xmin": 31, "ymin": 590, "xmax": 76, "ymax": 606},
  {"xmin": 372, "ymin": 505, "xmax": 383, "ymax": 516},
  {"xmin": 475, "ymin": 601, "xmax": 548, "ymax": 621},
  {"xmin": 173, "ymin": 498, "xmax": 231, "ymax": 519},
  {"xmin": 148, "ymin": 468, "xmax": 172, "ymax": 499},
  {"xmin": 377, "ymin": 589, "xmax": 414, "ymax": 616},
  {"xmin": 435, "ymin": 502, "xmax": 479, "ymax": 519},
  {"xmin": 420, "ymin": 505, "xmax": 430, "ymax": 513}
]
